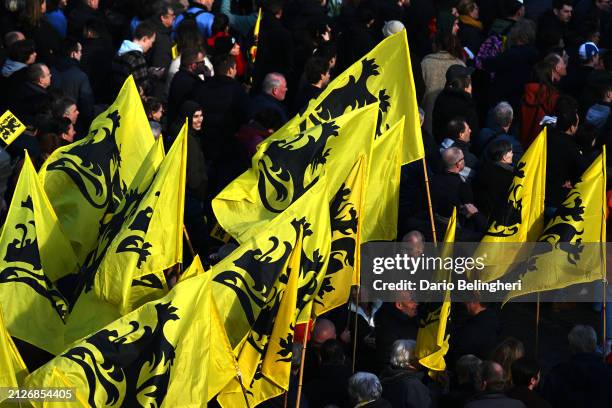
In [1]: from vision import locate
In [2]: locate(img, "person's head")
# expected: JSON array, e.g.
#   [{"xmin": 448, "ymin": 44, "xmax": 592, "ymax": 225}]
[
  {"xmin": 21, "ymin": 0, "xmax": 46, "ymax": 28},
  {"xmin": 53, "ymin": 117, "xmax": 76, "ymax": 143},
  {"xmin": 493, "ymin": 101, "xmax": 514, "ymax": 130},
  {"xmin": 578, "ymin": 41, "xmax": 600, "ymax": 66},
  {"xmin": 490, "ymin": 337, "xmax": 525, "ymax": 383},
  {"xmin": 213, "ymin": 36, "xmax": 240, "ymax": 57},
  {"xmin": 382, "ymin": 20, "xmax": 405, "ymax": 37},
  {"xmin": 508, "ymin": 19, "xmax": 536, "ymax": 47},
  {"xmin": 144, "ymin": 97, "xmax": 164, "ymax": 122},
  {"xmin": 9, "ymin": 39, "xmax": 37, "ymax": 64},
  {"xmin": 133, "ymin": 21, "xmax": 157, "ymax": 53},
  {"xmin": 395, "ymin": 292, "xmax": 418, "ymax": 317},
  {"xmin": 488, "ymin": 139, "xmax": 514, "ymax": 165},
  {"xmin": 61, "ymin": 38, "xmax": 82, "ymax": 61},
  {"xmin": 538, "ymin": 53, "xmax": 566, "ymax": 83},
  {"xmin": 3, "ymin": 31, "xmax": 25, "ymax": 49},
  {"xmin": 511, "ymin": 357, "xmax": 542, "ymax": 390},
  {"xmin": 52, "ymin": 97, "xmax": 78, "ymax": 124},
  {"xmin": 553, "ymin": 0, "xmax": 573, "ymax": 23},
  {"xmin": 177, "ymin": 100, "xmax": 202, "ymax": 130},
  {"xmin": 211, "ymin": 12, "xmax": 230, "ymax": 35},
  {"xmin": 175, "ymin": 19, "xmax": 203, "ymax": 53},
  {"xmin": 390, "ymin": 339, "xmax": 418, "ymax": 369},
  {"xmin": 312, "ymin": 318, "xmax": 336, "ymax": 345},
  {"xmin": 348, "ymin": 372, "xmax": 383, "ymax": 404},
  {"xmin": 46, "ymin": 0, "xmax": 67, "ymax": 11},
  {"xmin": 83, "ymin": 18, "xmax": 106, "ymax": 39},
  {"xmin": 27, "ymin": 63, "xmax": 51, "ymax": 88},
  {"xmin": 320, "ymin": 339, "xmax": 346, "ymax": 365},
  {"xmin": 446, "ymin": 65, "xmax": 474, "ymax": 94},
  {"xmin": 501, "ymin": 0, "xmax": 525, "ymax": 19},
  {"xmin": 456, "ymin": 354, "xmax": 483, "ymax": 386},
  {"xmin": 434, "ymin": 31, "xmax": 463, "ymax": 59},
  {"xmin": 38, "ymin": 132, "xmax": 63, "ymax": 159},
  {"xmin": 458, "ymin": 0, "xmax": 479, "ymax": 19},
  {"xmin": 555, "ymin": 95, "xmax": 580, "ymax": 135},
  {"xmin": 213, "ymin": 54, "xmax": 237, "ymax": 78},
  {"xmin": 304, "ymin": 57, "xmax": 330, "ymax": 88},
  {"xmin": 595, "ymin": 0, "xmax": 612, "ymax": 12},
  {"xmin": 465, "ymin": 301, "xmax": 487, "ymax": 316},
  {"xmin": 442, "ymin": 146, "xmax": 465, "ymax": 173},
  {"xmin": 194, "ymin": 0, "xmax": 214, "ymax": 10},
  {"xmin": 447, "ymin": 117, "xmax": 471, "ymax": 142},
  {"xmin": 156, "ymin": 2, "xmax": 176, "ymax": 29},
  {"xmin": 180, "ymin": 47, "xmax": 207, "ymax": 75},
  {"xmin": 401, "ymin": 230, "xmax": 425, "ymax": 257},
  {"xmin": 262, "ymin": 72, "xmax": 288, "ymax": 101},
  {"xmin": 265, "ymin": 0, "xmax": 285, "ymax": 18},
  {"xmin": 568, "ymin": 324, "xmax": 598, "ymax": 354},
  {"xmin": 479, "ymin": 361, "xmax": 506, "ymax": 392},
  {"xmin": 85, "ymin": 0, "xmax": 100, "ymax": 10},
  {"xmin": 313, "ymin": 43, "xmax": 338, "ymax": 70}
]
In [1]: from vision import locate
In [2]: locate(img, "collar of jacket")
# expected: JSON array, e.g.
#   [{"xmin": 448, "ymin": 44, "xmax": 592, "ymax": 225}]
[{"xmin": 459, "ymin": 15, "xmax": 483, "ymax": 30}]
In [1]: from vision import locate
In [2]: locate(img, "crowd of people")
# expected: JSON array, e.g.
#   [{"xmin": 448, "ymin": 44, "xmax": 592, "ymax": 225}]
[{"xmin": 1, "ymin": 0, "xmax": 612, "ymax": 407}]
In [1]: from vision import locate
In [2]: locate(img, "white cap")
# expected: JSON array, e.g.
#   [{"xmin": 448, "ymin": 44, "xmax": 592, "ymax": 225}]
[{"xmin": 382, "ymin": 20, "xmax": 405, "ymax": 38}]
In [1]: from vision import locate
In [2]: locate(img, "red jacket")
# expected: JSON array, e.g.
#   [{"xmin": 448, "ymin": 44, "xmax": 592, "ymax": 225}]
[{"xmin": 520, "ymin": 82, "xmax": 559, "ymax": 147}]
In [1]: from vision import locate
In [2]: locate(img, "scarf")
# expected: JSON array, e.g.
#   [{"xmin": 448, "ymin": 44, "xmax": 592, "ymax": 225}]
[{"xmin": 459, "ymin": 15, "xmax": 483, "ymax": 30}]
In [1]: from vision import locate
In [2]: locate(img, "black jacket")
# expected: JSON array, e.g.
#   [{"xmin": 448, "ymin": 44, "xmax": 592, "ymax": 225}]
[
  {"xmin": 506, "ymin": 386, "xmax": 551, "ymax": 408},
  {"xmin": 429, "ymin": 171, "xmax": 475, "ymax": 218},
  {"xmin": 19, "ymin": 19, "xmax": 61, "ymax": 66},
  {"xmin": 81, "ymin": 36, "xmax": 115, "ymax": 104},
  {"xmin": 379, "ymin": 368, "xmax": 433, "ymax": 408},
  {"xmin": 51, "ymin": 57, "xmax": 95, "ymax": 121},
  {"xmin": 464, "ymin": 392, "xmax": 526, "ymax": 408},
  {"xmin": 303, "ymin": 363, "xmax": 352, "ymax": 408},
  {"xmin": 167, "ymin": 69, "xmax": 204, "ymax": 124},
  {"xmin": 68, "ymin": 5, "xmax": 107, "ymax": 41},
  {"xmin": 254, "ymin": 13, "xmax": 295, "ymax": 89},
  {"xmin": 12, "ymin": 82, "xmax": 50, "ymax": 126},
  {"xmin": 248, "ymin": 93, "xmax": 289, "ymax": 124},
  {"xmin": 449, "ymin": 308, "xmax": 500, "ymax": 366},
  {"xmin": 148, "ymin": 18, "xmax": 173, "ymax": 70},
  {"xmin": 432, "ymin": 89, "xmax": 480, "ymax": 143},
  {"xmin": 374, "ymin": 303, "xmax": 419, "ymax": 374},
  {"xmin": 545, "ymin": 130, "xmax": 590, "ymax": 208},
  {"xmin": 474, "ymin": 161, "xmax": 514, "ymax": 220}
]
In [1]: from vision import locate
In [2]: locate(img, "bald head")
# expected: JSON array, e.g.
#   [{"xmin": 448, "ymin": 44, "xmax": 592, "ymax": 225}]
[
  {"xmin": 481, "ymin": 361, "xmax": 506, "ymax": 392},
  {"xmin": 442, "ymin": 146, "xmax": 464, "ymax": 173},
  {"xmin": 262, "ymin": 72, "xmax": 288, "ymax": 101},
  {"xmin": 312, "ymin": 318, "xmax": 336, "ymax": 345},
  {"xmin": 4, "ymin": 31, "xmax": 25, "ymax": 48}
]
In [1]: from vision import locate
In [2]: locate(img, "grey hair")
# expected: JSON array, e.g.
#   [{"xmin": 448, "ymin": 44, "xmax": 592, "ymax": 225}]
[
  {"xmin": 493, "ymin": 102, "xmax": 514, "ymax": 128},
  {"xmin": 348, "ymin": 372, "xmax": 382, "ymax": 402},
  {"xmin": 262, "ymin": 72, "xmax": 285, "ymax": 94},
  {"xmin": 456, "ymin": 354, "xmax": 482, "ymax": 385},
  {"xmin": 568, "ymin": 324, "xmax": 597, "ymax": 353},
  {"xmin": 441, "ymin": 146, "xmax": 464, "ymax": 170},
  {"xmin": 390, "ymin": 339, "xmax": 417, "ymax": 368}
]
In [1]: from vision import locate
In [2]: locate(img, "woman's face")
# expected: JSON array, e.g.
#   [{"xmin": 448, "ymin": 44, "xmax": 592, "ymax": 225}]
[
  {"xmin": 192, "ymin": 110, "xmax": 203, "ymax": 131},
  {"xmin": 62, "ymin": 123, "xmax": 76, "ymax": 143},
  {"xmin": 469, "ymin": 4, "xmax": 479, "ymax": 19},
  {"xmin": 152, "ymin": 106, "xmax": 163, "ymax": 122},
  {"xmin": 41, "ymin": 0, "xmax": 47, "ymax": 14},
  {"xmin": 230, "ymin": 43, "xmax": 240, "ymax": 56},
  {"xmin": 501, "ymin": 150, "xmax": 514, "ymax": 165}
]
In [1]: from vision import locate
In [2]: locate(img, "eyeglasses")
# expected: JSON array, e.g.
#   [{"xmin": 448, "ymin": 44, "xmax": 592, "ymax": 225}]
[{"xmin": 454, "ymin": 157, "xmax": 465, "ymax": 165}]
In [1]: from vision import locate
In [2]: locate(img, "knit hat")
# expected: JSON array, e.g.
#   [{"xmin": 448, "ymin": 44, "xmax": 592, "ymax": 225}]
[
  {"xmin": 382, "ymin": 20, "xmax": 405, "ymax": 37},
  {"xmin": 214, "ymin": 36, "xmax": 236, "ymax": 56}
]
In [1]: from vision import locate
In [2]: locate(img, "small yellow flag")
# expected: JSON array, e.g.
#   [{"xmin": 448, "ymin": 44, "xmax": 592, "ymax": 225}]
[
  {"xmin": 0, "ymin": 305, "xmax": 28, "ymax": 391},
  {"xmin": 0, "ymin": 110, "xmax": 26, "ymax": 146}
]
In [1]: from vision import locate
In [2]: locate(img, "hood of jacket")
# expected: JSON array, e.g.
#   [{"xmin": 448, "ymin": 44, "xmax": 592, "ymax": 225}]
[
  {"xmin": 2, "ymin": 59, "xmax": 27, "ymax": 77},
  {"xmin": 117, "ymin": 40, "xmax": 144, "ymax": 56}
]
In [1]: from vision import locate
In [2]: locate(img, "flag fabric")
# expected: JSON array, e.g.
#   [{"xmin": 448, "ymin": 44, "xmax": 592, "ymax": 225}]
[
  {"xmin": 415, "ymin": 208, "xmax": 456, "ymax": 373},
  {"xmin": 64, "ymin": 128, "xmax": 184, "ymax": 345},
  {"xmin": 287, "ymin": 30, "xmax": 423, "ymax": 165},
  {"xmin": 24, "ymin": 256, "xmax": 237, "ymax": 408},
  {"xmin": 505, "ymin": 148, "xmax": 607, "ymax": 301},
  {"xmin": 0, "ymin": 305, "xmax": 28, "ymax": 390},
  {"xmin": 475, "ymin": 128, "xmax": 547, "ymax": 282},
  {"xmin": 212, "ymin": 175, "xmax": 332, "ymax": 349},
  {"xmin": 0, "ymin": 110, "xmax": 26, "ymax": 146},
  {"xmin": 362, "ymin": 118, "xmax": 404, "ymax": 242},
  {"xmin": 0, "ymin": 153, "xmax": 75, "ymax": 355},
  {"xmin": 213, "ymin": 103, "xmax": 377, "ymax": 243},
  {"xmin": 313, "ymin": 156, "xmax": 366, "ymax": 317},
  {"xmin": 40, "ymin": 76, "xmax": 156, "ymax": 264}
]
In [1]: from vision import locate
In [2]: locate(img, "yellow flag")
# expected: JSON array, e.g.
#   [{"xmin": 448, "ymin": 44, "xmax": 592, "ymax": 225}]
[
  {"xmin": 313, "ymin": 156, "xmax": 366, "ymax": 317},
  {"xmin": 0, "ymin": 110, "xmax": 26, "ymax": 146},
  {"xmin": 415, "ymin": 208, "xmax": 456, "ymax": 373},
  {"xmin": 363, "ymin": 117, "xmax": 404, "ymax": 242},
  {"xmin": 213, "ymin": 103, "xmax": 377, "ymax": 243},
  {"xmin": 64, "ymin": 129, "xmax": 184, "ymax": 345},
  {"xmin": 475, "ymin": 128, "xmax": 547, "ymax": 282},
  {"xmin": 219, "ymin": 231, "xmax": 303, "ymax": 408},
  {"xmin": 288, "ymin": 30, "xmax": 423, "ymax": 165},
  {"xmin": 212, "ymin": 175, "xmax": 331, "ymax": 349},
  {"xmin": 505, "ymin": 148, "xmax": 607, "ymax": 301},
  {"xmin": 0, "ymin": 153, "xmax": 74, "ymax": 355},
  {"xmin": 25, "ymin": 256, "xmax": 237, "ymax": 408},
  {"xmin": 0, "ymin": 305, "xmax": 28, "ymax": 390},
  {"xmin": 40, "ymin": 76, "xmax": 156, "ymax": 264}
]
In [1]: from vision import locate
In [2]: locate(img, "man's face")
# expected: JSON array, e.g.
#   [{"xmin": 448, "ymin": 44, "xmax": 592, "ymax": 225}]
[
  {"xmin": 554, "ymin": 5, "xmax": 573, "ymax": 23},
  {"xmin": 65, "ymin": 104, "xmax": 79, "ymax": 124},
  {"xmin": 272, "ymin": 78, "xmax": 288, "ymax": 101},
  {"xmin": 460, "ymin": 123, "xmax": 471, "ymax": 142},
  {"xmin": 72, "ymin": 42, "xmax": 83, "ymax": 61},
  {"xmin": 596, "ymin": 0, "xmax": 611, "ymax": 12},
  {"xmin": 88, "ymin": 0, "xmax": 99, "ymax": 10},
  {"xmin": 39, "ymin": 66, "xmax": 52, "ymax": 88},
  {"xmin": 161, "ymin": 9, "xmax": 176, "ymax": 28},
  {"xmin": 396, "ymin": 300, "xmax": 418, "ymax": 317},
  {"xmin": 199, "ymin": 0, "xmax": 214, "ymax": 9},
  {"xmin": 142, "ymin": 34, "xmax": 156, "ymax": 52}
]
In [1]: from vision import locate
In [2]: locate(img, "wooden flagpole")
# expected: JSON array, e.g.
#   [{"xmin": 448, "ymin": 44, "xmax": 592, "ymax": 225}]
[{"xmin": 421, "ymin": 158, "xmax": 437, "ymax": 245}]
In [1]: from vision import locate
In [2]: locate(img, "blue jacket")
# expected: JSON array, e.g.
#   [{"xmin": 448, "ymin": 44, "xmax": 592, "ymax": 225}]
[
  {"xmin": 474, "ymin": 126, "xmax": 524, "ymax": 165},
  {"xmin": 46, "ymin": 10, "xmax": 67, "ymax": 39},
  {"xmin": 173, "ymin": 5, "xmax": 214, "ymax": 38}
]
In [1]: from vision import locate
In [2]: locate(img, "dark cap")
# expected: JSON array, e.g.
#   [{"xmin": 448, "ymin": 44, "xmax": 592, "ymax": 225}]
[
  {"xmin": 214, "ymin": 36, "xmax": 236, "ymax": 56},
  {"xmin": 446, "ymin": 64, "xmax": 475, "ymax": 82}
]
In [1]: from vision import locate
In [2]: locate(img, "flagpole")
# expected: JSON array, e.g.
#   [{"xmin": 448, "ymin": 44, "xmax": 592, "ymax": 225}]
[
  {"xmin": 182, "ymin": 225, "xmax": 196, "ymax": 258},
  {"xmin": 421, "ymin": 158, "xmax": 437, "ymax": 245},
  {"xmin": 535, "ymin": 294, "xmax": 541, "ymax": 357},
  {"xmin": 603, "ymin": 279, "xmax": 607, "ymax": 360},
  {"xmin": 352, "ymin": 286, "xmax": 360, "ymax": 373},
  {"xmin": 236, "ymin": 369, "xmax": 251, "ymax": 408},
  {"xmin": 295, "ymin": 333, "xmax": 308, "ymax": 408}
]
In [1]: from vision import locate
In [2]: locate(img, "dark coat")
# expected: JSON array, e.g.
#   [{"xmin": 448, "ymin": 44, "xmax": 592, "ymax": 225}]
[
  {"xmin": 248, "ymin": 93, "xmax": 289, "ymax": 124},
  {"xmin": 336, "ymin": 22, "xmax": 376, "ymax": 72},
  {"xmin": 474, "ymin": 161, "xmax": 514, "ymax": 220},
  {"xmin": 148, "ymin": 18, "xmax": 173, "ymax": 70},
  {"xmin": 540, "ymin": 352, "xmax": 612, "ymax": 408},
  {"xmin": 303, "ymin": 363, "xmax": 352, "ymax": 408},
  {"xmin": 51, "ymin": 57, "xmax": 95, "ymax": 120},
  {"xmin": 81, "ymin": 36, "xmax": 115, "ymax": 104},
  {"xmin": 429, "ymin": 171, "xmax": 475, "ymax": 218},
  {"xmin": 506, "ymin": 386, "xmax": 552, "ymax": 408},
  {"xmin": 292, "ymin": 83, "xmax": 322, "ymax": 116},
  {"xmin": 374, "ymin": 303, "xmax": 419, "ymax": 374},
  {"xmin": 254, "ymin": 13, "xmax": 295, "ymax": 89},
  {"xmin": 18, "ymin": 19, "xmax": 61, "ymax": 66},
  {"xmin": 449, "ymin": 308, "xmax": 500, "ymax": 365},
  {"xmin": 379, "ymin": 368, "xmax": 433, "ymax": 408},
  {"xmin": 432, "ymin": 89, "xmax": 480, "ymax": 143},
  {"xmin": 545, "ymin": 130, "xmax": 590, "ymax": 208},
  {"xmin": 464, "ymin": 392, "xmax": 526, "ymax": 408},
  {"xmin": 561, "ymin": 65, "xmax": 595, "ymax": 101},
  {"xmin": 167, "ymin": 69, "xmax": 204, "ymax": 124},
  {"xmin": 483, "ymin": 45, "xmax": 539, "ymax": 110},
  {"xmin": 12, "ymin": 82, "xmax": 50, "ymax": 126},
  {"xmin": 459, "ymin": 21, "xmax": 484, "ymax": 55},
  {"xmin": 68, "ymin": 5, "xmax": 107, "ymax": 41}
]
